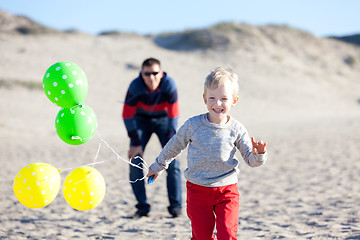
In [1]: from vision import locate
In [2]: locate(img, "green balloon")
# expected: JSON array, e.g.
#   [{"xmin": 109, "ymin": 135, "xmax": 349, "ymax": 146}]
[
  {"xmin": 43, "ymin": 62, "xmax": 88, "ymax": 108},
  {"xmin": 55, "ymin": 104, "xmax": 97, "ymax": 145}
]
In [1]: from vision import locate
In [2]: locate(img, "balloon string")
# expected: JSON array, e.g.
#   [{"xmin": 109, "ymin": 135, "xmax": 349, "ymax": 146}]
[
  {"xmin": 60, "ymin": 132, "xmax": 150, "ymax": 184},
  {"xmin": 60, "ymin": 159, "xmax": 109, "ymax": 173},
  {"xmin": 95, "ymin": 132, "xmax": 149, "ymax": 171},
  {"xmin": 71, "ymin": 136, "xmax": 82, "ymax": 141},
  {"xmin": 54, "ymin": 100, "xmax": 150, "ymax": 185},
  {"xmin": 95, "ymin": 133, "xmax": 150, "ymax": 183},
  {"xmin": 79, "ymin": 108, "xmax": 150, "ymax": 173},
  {"xmin": 93, "ymin": 141, "xmax": 102, "ymax": 165},
  {"xmin": 74, "ymin": 171, "xmax": 92, "ymax": 185}
]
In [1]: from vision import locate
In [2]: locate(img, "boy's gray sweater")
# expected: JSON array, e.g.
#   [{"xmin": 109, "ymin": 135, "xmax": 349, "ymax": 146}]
[{"xmin": 150, "ymin": 113, "xmax": 267, "ymax": 187}]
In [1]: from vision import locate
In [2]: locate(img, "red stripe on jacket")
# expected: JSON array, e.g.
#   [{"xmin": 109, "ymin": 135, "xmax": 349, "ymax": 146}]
[{"xmin": 122, "ymin": 101, "xmax": 179, "ymax": 119}]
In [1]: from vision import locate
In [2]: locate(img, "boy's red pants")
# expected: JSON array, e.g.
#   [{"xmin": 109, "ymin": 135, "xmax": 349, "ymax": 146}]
[{"xmin": 186, "ymin": 181, "xmax": 240, "ymax": 240}]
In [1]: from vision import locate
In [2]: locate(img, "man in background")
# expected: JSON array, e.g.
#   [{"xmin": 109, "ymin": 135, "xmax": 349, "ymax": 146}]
[{"xmin": 122, "ymin": 58, "xmax": 182, "ymax": 218}]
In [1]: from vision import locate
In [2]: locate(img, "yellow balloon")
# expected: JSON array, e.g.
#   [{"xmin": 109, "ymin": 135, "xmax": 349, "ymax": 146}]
[
  {"xmin": 63, "ymin": 166, "xmax": 106, "ymax": 211},
  {"xmin": 13, "ymin": 163, "xmax": 61, "ymax": 209}
]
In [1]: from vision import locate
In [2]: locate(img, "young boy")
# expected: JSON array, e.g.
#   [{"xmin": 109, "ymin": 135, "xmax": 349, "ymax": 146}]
[{"xmin": 147, "ymin": 67, "xmax": 268, "ymax": 239}]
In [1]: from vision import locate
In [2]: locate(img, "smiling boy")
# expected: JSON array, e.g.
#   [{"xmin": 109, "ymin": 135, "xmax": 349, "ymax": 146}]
[{"xmin": 147, "ymin": 67, "xmax": 268, "ymax": 239}]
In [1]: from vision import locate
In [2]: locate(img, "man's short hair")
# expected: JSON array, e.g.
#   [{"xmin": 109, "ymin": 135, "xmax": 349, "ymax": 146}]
[{"xmin": 142, "ymin": 58, "xmax": 161, "ymax": 68}]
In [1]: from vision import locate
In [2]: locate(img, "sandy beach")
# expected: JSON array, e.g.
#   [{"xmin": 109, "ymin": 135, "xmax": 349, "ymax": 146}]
[{"xmin": 1, "ymin": 21, "xmax": 360, "ymax": 239}]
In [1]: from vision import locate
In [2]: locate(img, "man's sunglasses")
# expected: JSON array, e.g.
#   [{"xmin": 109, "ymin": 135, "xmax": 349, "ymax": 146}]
[{"xmin": 143, "ymin": 71, "xmax": 159, "ymax": 76}]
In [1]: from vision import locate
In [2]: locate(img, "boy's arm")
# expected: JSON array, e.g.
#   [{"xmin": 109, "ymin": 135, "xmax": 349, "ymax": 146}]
[{"xmin": 148, "ymin": 120, "xmax": 191, "ymax": 176}]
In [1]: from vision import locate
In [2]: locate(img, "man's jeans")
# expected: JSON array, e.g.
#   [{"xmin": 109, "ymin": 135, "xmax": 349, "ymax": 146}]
[{"xmin": 129, "ymin": 115, "xmax": 182, "ymax": 214}]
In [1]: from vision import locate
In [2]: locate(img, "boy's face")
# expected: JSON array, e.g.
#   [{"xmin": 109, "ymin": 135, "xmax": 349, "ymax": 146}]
[
  {"xmin": 203, "ymin": 81, "xmax": 239, "ymax": 124},
  {"xmin": 141, "ymin": 64, "xmax": 163, "ymax": 92}
]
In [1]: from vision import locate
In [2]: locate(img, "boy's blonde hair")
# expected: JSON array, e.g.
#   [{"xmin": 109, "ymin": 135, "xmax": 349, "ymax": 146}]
[{"xmin": 204, "ymin": 67, "xmax": 239, "ymax": 96}]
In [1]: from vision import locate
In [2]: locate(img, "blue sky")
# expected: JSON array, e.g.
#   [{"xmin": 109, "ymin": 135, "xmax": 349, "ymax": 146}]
[{"xmin": 0, "ymin": 0, "xmax": 359, "ymax": 37}]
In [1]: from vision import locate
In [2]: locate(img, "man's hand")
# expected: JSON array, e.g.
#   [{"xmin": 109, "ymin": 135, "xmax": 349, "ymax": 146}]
[
  {"xmin": 128, "ymin": 145, "xmax": 143, "ymax": 160},
  {"xmin": 251, "ymin": 137, "xmax": 267, "ymax": 154}
]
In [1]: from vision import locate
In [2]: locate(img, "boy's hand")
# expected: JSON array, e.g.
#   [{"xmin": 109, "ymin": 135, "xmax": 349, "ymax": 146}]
[
  {"xmin": 251, "ymin": 137, "xmax": 267, "ymax": 154},
  {"xmin": 146, "ymin": 168, "xmax": 158, "ymax": 184}
]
